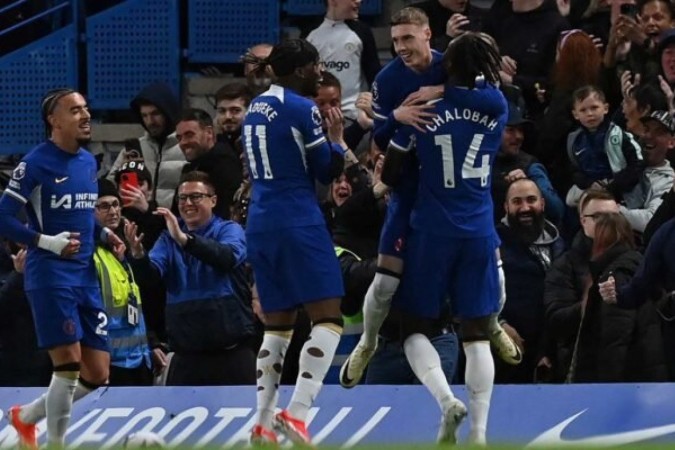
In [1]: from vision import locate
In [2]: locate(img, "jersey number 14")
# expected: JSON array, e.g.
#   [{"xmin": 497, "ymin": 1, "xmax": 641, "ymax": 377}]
[
  {"xmin": 435, "ymin": 133, "xmax": 490, "ymax": 189},
  {"xmin": 243, "ymin": 125, "xmax": 274, "ymax": 180}
]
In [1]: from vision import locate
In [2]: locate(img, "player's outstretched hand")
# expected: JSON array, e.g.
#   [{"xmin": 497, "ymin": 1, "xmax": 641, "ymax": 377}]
[
  {"xmin": 393, "ymin": 103, "xmax": 436, "ymax": 132},
  {"xmin": 124, "ymin": 219, "xmax": 145, "ymax": 258},
  {"xmin": 402, "ymin": 85, "xmax": 443, "ymax": 105},
  {"xmin": 154, "ymin": 207, "xmax": 188, "ymax": 247}
]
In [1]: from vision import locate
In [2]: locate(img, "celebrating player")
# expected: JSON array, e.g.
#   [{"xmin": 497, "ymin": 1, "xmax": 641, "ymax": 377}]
[
  {"xmin": 0, "ymin": 89, "xmax": 123, "ymax": 448},
  {"xmin": 382, "ymin": 33, "xmax": 508, "ymax": 444},
  {"xmin": 242, "ymin": 39, "xmax": 354, "ymax": 446}
]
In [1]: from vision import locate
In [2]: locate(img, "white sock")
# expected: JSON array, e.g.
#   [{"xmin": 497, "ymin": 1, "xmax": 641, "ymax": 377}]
[
  {"xmin": 287, "ymin": 324, "xmax": 342, "ymax": 421},
  {"xmin": 361, "ymin": 272, "xmax": 399, "ymax": 348},
  {"xmin": 20, "ymin": 379, "xmax": 95, "ymax": 424},
  {"xmin": 256, "ymin": 331, "xmax": 292, "ymax": 429},
  {"xmin": 45, "ymin": 373, "xmax": 79, "ymax": 447},
  {"xmin": 464, "ymin": 341, "xmax": 494, "ymax": 444},
  {"xmin": 404, "ymin": 333, "xmax": 455, "ymax": 412}
]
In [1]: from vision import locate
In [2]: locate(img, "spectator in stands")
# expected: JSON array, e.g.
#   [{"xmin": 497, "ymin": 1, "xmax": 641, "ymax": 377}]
[
  {"xmin": 412, "ymin": 0, "xmax": 487, "ymax": 52},
  {"xmin": 484, "ymin": 0, "xmax": 570, "ymax": 116},
  {"xmin": 108, "ymin": 82, "xmax": 186, "ymax": 208},
  {"xmin": 0, "ymin": 243, "xmax": 51, "ymax": 386},
  {"xmin": 175, "ymin": 108, "xmax": 242, "ymax": 219},
  {"xmin": 306, "ymin": 0, "xmax": 381, "ymax": 120},
  {"xmin": 492, "ymin": 101, "xmax": 564, "ymax": 224},
  {"xmin": 315, "ymin": 71, "xmax": 372, "ymax": 153},
  {"xmin": 126, "ymin": 171, "xmax": 256, "ymax": 386},
  {"xmin": 115, "ymin": 161, "xmax": 166, "ymax": 249},
  {"xmin": 496, "ymin": 179, "xmax": 565, "ymax": 383},
  {"xmin": 94, "ymin": 180, "xmax": 157, "ymax": 386},
  {"xmin": 214, "ymin": 82, "xmax": 252, "ymax": 149},
  {"xmin": 114, "ymin": 161, "xmax": 168, "ymax": 345},
  {"xmin": 619, "ymin": 75, "xmax": 669, "ymax": 137},
  {"xmin": 574, "ymin": 212, "xmax": 667, "ymax": 382},
  {"xmin": 535, "ymin": 30, "xmax": 603, "ymax": 194},
  {"xmin": 620, "ymin": 111, "xmax": 675, "ymax": 234},
  {"xmin": 242, "ymin": 43, "xmax": 273, "ymax": 96},
  {"xmin": 566, "ymin": 86, "xmax": 643, "ymax": 207},
  {"xmin": 544, "ymin": 189, "xmax": 619, "ymax": 382},
  {"xmin": 603, "ymin": 0, "xmax": 674, "ymax": 85}
]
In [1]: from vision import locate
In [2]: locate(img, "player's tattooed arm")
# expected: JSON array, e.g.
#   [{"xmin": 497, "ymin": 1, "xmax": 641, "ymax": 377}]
[{"xmin": 380, "ymin": 145, "xmax": 407, "ymax": 187}]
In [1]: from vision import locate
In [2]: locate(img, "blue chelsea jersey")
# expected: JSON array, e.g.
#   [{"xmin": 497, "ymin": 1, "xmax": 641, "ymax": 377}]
[
  {"xmin": 242, "ymin": 84, "xmax": 342, "ymax": 233},
  {"xmin": 371, "ymin": 50, "xmax": 446, "ymax": 124},
  {"xmin": 390, "ymin": 85, "xmax": 508, "ymax": 238},
  {"xmin": 4, "ymin": 141, "xmax": 99, "ymax": 289}
]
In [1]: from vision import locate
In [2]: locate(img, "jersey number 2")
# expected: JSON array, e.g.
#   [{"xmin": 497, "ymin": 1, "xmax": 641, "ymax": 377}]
[
  {"xmin": 244, "ymin": 125, "xmax": 274, "ymax": 180},
  {"xmin": 435, "ymin": 134, "xmax": 490, "ymax": 188}
]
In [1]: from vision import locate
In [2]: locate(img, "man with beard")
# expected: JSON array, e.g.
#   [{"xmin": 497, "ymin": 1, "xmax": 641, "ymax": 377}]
[
  {"xmin": 491, "ymin": 100, "xmax": 564, "ymax": 224},
  {"xmin": 214, "ymin": 82, "xmax": 252, "ymax": 148},
  {"xmin": 0, "ymin": 89, "xmax": 124, "ymax": 448},
  {"xmin": 496, "ymin": 178, "xmax": 565, "ymax": 383},
  {"xmin": 175, "ymin": 108, "xmax": 242, "ymax": 219}
]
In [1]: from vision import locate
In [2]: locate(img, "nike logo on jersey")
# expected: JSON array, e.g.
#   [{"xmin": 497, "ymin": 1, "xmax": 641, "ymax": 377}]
[
  {"xmin": 574, "ymin": 149, "xmax": 586, "ymax": 157},
  {"xmin": 55, "ymin": 176, "xmax": 69, "ymax": 183},
  {"xmin": 527, "ymin": 409, "xmax": 675, "ymax": 447}
]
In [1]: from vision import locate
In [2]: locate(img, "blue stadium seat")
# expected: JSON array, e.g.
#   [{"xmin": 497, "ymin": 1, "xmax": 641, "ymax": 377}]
[
  {"xmin": 187, "ymin": 0, "xmax": 280, "ymax": 64},
  {"xmin": 86, "ymin": 0, "xmax": 180, "ymax": 110},
  {"xmin": 285, "ymin": 0, "xmax": 381, "ymax": 15},
  {"xmin": 0, "ymin": 27, "xmax": 78, "ymax": 154}
]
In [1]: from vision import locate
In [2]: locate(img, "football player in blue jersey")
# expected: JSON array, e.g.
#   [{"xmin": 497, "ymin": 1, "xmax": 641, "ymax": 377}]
[
  {"xmin": 340, "ymin": 7, "xmax": 447, "ymax": 388},
  {"xmin": 381, "ymin": 33, "xmax": 508, "ymax": 445},
  {"xmin": 0, "ymin": 89, "xmax": 124, "ymax": 449},
  {"xmin": 241, "ymin": 39, "xmax": 358, "ymax": 446}
]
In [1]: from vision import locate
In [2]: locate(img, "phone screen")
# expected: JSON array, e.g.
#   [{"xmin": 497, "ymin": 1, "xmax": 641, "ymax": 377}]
[{"xmin": 120, "ymin": 172, "xmax": 139, "ymax": 206}]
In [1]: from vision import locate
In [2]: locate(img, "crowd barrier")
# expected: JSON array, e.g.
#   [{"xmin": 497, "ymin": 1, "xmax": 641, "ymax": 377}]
[{"xmin": 2, "ymin": 384, "xmax": 675, "ymax": 447}]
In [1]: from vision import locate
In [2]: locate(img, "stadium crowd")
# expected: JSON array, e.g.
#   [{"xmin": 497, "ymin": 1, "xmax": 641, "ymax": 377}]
[{"xmin": 2, "ymin": 0, "xmax": 675, "ymax": 446}]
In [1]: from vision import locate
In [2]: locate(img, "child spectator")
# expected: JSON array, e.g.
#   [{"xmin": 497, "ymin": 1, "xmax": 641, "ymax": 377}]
[{"xmin": 566, "ymin": 85, "xmax": 643, "ymax": 206}]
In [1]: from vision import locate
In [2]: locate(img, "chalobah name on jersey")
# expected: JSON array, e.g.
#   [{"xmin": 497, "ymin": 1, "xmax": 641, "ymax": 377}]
[
  {"xmin": 50, "ymin": 192, "xmax": 98, "ymax": 210},
  {"xmin": 426, "ymin": 107, "xmax": 500, "ymax": 133}
]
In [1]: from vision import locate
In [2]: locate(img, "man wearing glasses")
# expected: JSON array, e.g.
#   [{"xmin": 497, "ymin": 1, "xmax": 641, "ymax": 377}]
[{"xmin": 125, "ymin": 171, "xmax": 257, "ymax": 386}]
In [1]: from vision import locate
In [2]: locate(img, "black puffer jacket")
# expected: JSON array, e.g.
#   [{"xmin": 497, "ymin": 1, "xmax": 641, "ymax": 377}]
[
  {"xmin": 574, "ymin": 244, "xmax": 667, "ymax": 382},
  {"xmin": 544, "ymin": 232, "xmax": 591, "ymax": 382}
]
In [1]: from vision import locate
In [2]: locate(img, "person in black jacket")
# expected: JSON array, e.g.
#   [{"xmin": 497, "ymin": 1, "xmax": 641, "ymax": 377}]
[
  {"xmin": 497, "ymin": 179, "xmax": 565, "ymax": 383},
  {"xmin": 544, "ymin": 189, "xmax": 618, "ymax": 381},
  {"xmin": 175, "ymin": 108, "xmax": 242, "ymax": 219},
  {"xmin": 575, "ymin": 212, "xmax": 667, "ymax": 382}
]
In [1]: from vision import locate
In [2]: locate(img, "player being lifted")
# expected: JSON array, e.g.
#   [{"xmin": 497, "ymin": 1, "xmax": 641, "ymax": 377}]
[
  {"xmin": 340, "ymin": 8, "xmax": 521, "ymax": 390},
  {"xmin": 242, "ymin": 39, "xmax": 358, "ymax": 446},
  {"xmin": 382, "ymin": 32, "xmax": 508, "ymax": 444},
  {"xmin": 0, "ymin": 89, "xmax": 124, "ymax": 449}
]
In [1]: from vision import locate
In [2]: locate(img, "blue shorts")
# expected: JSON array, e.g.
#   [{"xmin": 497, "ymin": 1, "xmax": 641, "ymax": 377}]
[
  {"xmin": 27, "ymin": 287, "xmax": 110, "ymax": 351},
  {"xmin": 393, "ymin": 231, "xmax": 499, "ymax": 319},
  {"xmin": 247, "ymin": 225, "xmax": 344, "ymax": 313},
  {"xmin": 378, "ymin": 178, "xmax": 417, "ymax": 257}
]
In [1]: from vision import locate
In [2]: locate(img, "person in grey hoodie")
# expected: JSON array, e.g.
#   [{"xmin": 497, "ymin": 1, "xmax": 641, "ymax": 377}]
[{"xmin": 108, "ymin": 82, "xmax": 186, "ymax": 208}]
